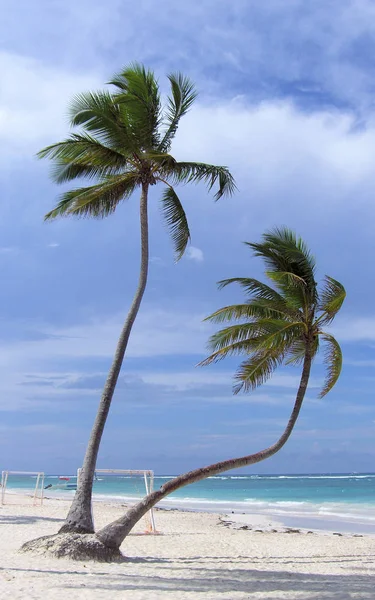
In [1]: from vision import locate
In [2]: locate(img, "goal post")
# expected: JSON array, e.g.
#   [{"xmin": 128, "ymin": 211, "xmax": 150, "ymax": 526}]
[
  {"xmin": 1, "ymin": 471, "xmax": 45, "ymax": 505},
  {"xmin": 77, "ymin": 468, "xmax": 157, "ymax": 533}
]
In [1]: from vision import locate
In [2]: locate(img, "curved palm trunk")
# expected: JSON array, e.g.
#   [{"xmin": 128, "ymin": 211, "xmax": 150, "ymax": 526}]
[
  {"xmin": 60, "ymin": 184, "xmax": 149, "ymax": 534},
  {"xmin": 96, "ymin": 349, "xmax": 312, "ymax": 549}
]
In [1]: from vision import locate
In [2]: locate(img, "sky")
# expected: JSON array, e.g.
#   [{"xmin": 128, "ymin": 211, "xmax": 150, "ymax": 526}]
[{"xmin": 1, "ymin": 0, "xmax": 375, "ymax": 476}]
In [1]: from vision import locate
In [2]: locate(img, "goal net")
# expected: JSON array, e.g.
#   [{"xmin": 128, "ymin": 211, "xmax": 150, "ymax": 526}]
[
  {"xmin": 1, "ymin": 471, "xmax": 45, "ymax": 505},
  {"xmin": 77, "ymin": 468, "xmax": 157, "ymax": 533}
]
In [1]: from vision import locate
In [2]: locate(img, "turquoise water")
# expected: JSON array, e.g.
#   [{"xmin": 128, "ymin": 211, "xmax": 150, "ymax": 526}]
[{"xmin": 3, "ymin": 472, "xmax": 375, "ymax": 532}]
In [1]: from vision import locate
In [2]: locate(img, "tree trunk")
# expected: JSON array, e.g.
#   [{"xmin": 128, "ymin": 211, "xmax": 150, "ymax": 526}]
[
  {"xmin": 96, "ymin": 348, "xmax": 313, "ymax": 549},
  {"xmin": 59, "ymin": 184, "xmax": 150, "ymax": 534}
]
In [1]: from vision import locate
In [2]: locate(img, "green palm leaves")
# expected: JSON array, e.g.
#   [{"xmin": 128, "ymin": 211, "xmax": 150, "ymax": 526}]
[
  {"xmin": 318, "ymin": 276, "xmax": 346, "ymax": 324},
  {"xmin": 160, "ymin": 73, "xmax": 197, "ymax": 152},
  {"xmin": 200, "ymin": 228, "xmax": 345, "ymax": 397},
  {"xmin": 38, "ymin": 63, "xmax": 235, "ymax": 260}
]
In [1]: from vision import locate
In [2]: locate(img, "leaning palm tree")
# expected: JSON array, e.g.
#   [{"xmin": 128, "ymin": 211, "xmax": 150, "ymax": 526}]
[
  {"xmin": 38, "ymin": 63, "xmax": 235, "ymax": 535},
  {"xmin": 28, "ymin": 227, "xmax": 342, "ymax": 558}
]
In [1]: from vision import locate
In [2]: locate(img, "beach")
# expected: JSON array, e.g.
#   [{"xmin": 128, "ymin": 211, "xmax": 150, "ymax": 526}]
[{"xmin": 0, "ymin": 494, "xmax": 374, "ymax": 599}]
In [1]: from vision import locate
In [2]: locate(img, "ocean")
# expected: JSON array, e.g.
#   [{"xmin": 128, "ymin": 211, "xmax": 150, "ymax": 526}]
[{"xmin": 3, "ymin": 472, "xmax": 375, "ymax": 534}]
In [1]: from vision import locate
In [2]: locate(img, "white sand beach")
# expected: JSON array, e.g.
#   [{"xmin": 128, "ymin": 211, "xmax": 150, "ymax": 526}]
[{"xmin": 0, "ymin": 494, "xmax": 374, "ymax": 599}]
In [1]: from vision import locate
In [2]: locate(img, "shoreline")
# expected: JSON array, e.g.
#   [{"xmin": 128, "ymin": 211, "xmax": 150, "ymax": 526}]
[
  {"xmin": 220, "ymin": 513, "xmax": 373, "ymax": 538},
  {"xmin": 4, "ymin": 488, "xmax": 375, "ymax": 537}
]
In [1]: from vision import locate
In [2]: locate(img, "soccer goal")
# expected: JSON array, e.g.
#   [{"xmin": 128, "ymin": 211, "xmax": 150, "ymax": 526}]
[
  {"xmin": 1, "ymin": 471, "xmax": 45, "ymax": 506},
  {"xmin": 77, "ymin": 468, "xmax": 157, "ymax": 533}
]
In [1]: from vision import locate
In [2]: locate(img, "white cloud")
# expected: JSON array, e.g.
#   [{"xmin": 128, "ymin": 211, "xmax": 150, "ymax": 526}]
[
  {"xmin": 150, "ymin": 256, "xmax": 165, "ymax": 266},
  {"xmin": 47, "ymin": 243, "xmax": 60, "ymax": 248},
  {"xmin": 3, "ymin": 1, "xmax": 375, "ymax": 109},
  {"xmin": 0, "ymin": 246, "xmax": 18, "ymax": 254},
  {"xmin": 0, "ymin": 51, "xmax": 101, "ymax": 162},
  {"xmin": 344, "ymin": 359, "xmax": 375, "ymax": 367},
  {"xmin": 0, "ymin": 308, "xmax": 210, "ymax": 411},
  {"xmin": 293, "ymin": 425, "xmax": 375, "ymax": 442},
  {"xmin": 140, "ymin": 370, "xmax": 321, "ymax": 391},
  {"xmin": 332, "ymin": 316, "xmax": 375, "ymax": 341},
  {"xmin": 0, "ymin": 423, "xmax": 63, "ymax": 434},
  {"xmin": 338, "ymin": 403, "xmax": 375, "ymax": 415},
  {"xmin": 186, "ymin": 246, "xmax": 204, "ymax": 262},
  {"xmin": 0, "ymin": 309, "xmax": 326, "ymax": 381},
  {"xmin": 140, "ymin": 370, "xmax": 231, "ymax": 390},
  {"xmin": 0, "ymin": 301, "xmax": 329, "ymax": 414},
  {"xmin": 0, "ymin": 305, "xmax": 324, "ymax": 413},
  {"xmin": 173, "ymin": 101, "xmax": 375, "ymax": 198},
  {"xmin": 3, "ymin": 45, "xmax": 375, "ymax": 216},
  {"xmin": 0, "ymin": 308, "xmax": 210, "ymax": 368}
]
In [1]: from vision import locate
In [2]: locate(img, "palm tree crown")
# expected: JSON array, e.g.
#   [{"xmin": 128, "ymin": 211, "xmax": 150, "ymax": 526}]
[
  {"xmin": 200, "ymin": 227, "xmax": 345, "ymax": 397},
  {"xmin": 38, "ymin": 63, "xmax": 236, "ymax": 259}
]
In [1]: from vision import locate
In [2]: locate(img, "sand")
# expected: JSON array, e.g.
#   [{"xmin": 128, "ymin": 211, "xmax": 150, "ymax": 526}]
[{"xmin": 0, "ymin": 494, "xmax": 374, "ymax": 599}]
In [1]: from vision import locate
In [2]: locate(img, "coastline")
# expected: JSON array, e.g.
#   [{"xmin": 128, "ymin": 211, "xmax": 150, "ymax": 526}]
[
  {"xmin": 4, "ymin": 485, "xmax": 375, "ymax": 537},
  {"xmin": 51, "ymin": 492, "xmax": 375, "ymax": 536},
  {"xmin": 4, "ymin": 487, "xmax": 375, "ymax": 537},
  {"xmin": 0, "ymin": 494, "xmax": 374, "ymax": 599},
  {"xmin": 4, "ymin": 472, "xmax": 375, "ymax": 536}
]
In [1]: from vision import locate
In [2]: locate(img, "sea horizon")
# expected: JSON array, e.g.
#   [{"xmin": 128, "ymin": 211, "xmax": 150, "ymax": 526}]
[{"xmin": 4, "ymin": 471, "xmax": 375, "ymax": 535}]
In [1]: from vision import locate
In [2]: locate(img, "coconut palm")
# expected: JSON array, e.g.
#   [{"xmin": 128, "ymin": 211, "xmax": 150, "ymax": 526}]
[
  {"xmin": 88, "ymin": 227, "xmax": 345, "ymax": 554},
  {"xmin": 38, "ymin": 63, "xmax": 235, "ymax": 534}
]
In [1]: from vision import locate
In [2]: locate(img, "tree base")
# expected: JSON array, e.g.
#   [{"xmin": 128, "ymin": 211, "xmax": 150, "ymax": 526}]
[
  {"xmin": 20, "ymin": 533, "xmax": 124, "ymax": 562},
  {"xmin": 58, "ymin": 522, "xmax": 94, "ymax": 535}
]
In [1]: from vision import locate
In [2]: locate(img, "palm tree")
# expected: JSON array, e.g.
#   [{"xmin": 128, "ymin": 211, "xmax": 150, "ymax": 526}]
[
  {"xmin": 91, "ymin": 227, "xmax": 345, "ymax": 553},
  {"xmin": 38, "ymin": 63, "xmax": 235, "ymax": 535}
]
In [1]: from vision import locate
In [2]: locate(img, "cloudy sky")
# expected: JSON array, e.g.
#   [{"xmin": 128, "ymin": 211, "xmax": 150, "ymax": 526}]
[{"xmin": 1, "ymin": 0, "xmax": 375, "ymax": 475}]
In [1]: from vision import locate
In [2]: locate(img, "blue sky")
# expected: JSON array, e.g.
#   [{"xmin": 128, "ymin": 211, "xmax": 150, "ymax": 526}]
[{"xmin": 1, "ymin": 0, "xmax": 375, "ymax": 475}]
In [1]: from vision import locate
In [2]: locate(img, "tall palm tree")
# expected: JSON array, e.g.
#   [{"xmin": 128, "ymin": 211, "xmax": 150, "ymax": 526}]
[
  {"xmin": 39, "ymin": 63, "xmax": 235, "ymax": 534},
  {"xmin": 92, "ymin": 228, "xmax": 346, "ymax": 553}
]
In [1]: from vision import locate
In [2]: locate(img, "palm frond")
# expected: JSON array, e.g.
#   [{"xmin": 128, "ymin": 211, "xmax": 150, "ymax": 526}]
[
  {"xmin": 207, "ymin": 322, "xmax": 265, "ymax": 353},
  {"xmin": 233, "ymin": 350, "xmax": 285, "ymax": 394},
  {"xmin": 217, "ymin": 278, "xmax": 303, "ymax": 322},
  {"xmin": 205, "ymin": 299, "xmax": 300, "ymax": 324},
  {"xmin": 247, "ymin": 227, "xmax": 317, "ymax": 304},
  {"xmin": 250, "ymin": 298, "xmax": 302, "ymax": 321},
  {"xmin": 318, "ymin": 276, "xmax": 346, "ymax": 325},
  {"xmin": 262, "ymin": 227, "xmax": 316, "ymax": 280},
  {"xmin": 266, "ymin": 270, "xmax": 308, "ymax": 310},
  {"xmin": 44, "ymin": 173, "xmax": 138, "ymax": 220},
  {"xmin": 203, "ymin": 320, "xmax": 303, "ymax": 366},
  {"xmin": 110, "ymin": 62, "xmax": 161, "ymax": 150},
  {"xmin": 286, "ymin": 335, "xmax": 319, "ymax": 366},
  {"xmin": 142, "ymin": 152, "xmax": 177, "ymax": 170},
  {"xmin": 198, "ymin": 339, "xmax": 260, "ymax": 367},
  {"xmin": 158, "ymin": 73, "xmax": 197, "ymax": 152},
  {"xmin": 37, "ymin": 134, "xmax": 128, "ymax": 183},
  {"xmin": 319, "ymin": 333, "xmax": 343, "ymax": 398},
  {"xmin": 248, "ymin": 320, "xmax": 306, "ymax": 351},
  {"xmin": 205, "ymin": 304, "xmax": 256, "ymax": 324},
  {"xmin": 169, "ymin": 162, "xmax": 236, "ymax": 200},
  {"xmin": 200, "ymin": 229, "xmax": 344, "ymax": 404},
  {"xmin": 266, "ymin": 271, "xmax": 306, "ymax": 288},
  {"xmin": 218, "ymin": 277, "xmax": 284, "ymax": 302},
  {"xmin": 69, "ymin": 90, "xmax": 137, "ymax": 152},
  {"xmin": 160, "ymin": 186, "xmax": 190, "ymax": 261}
]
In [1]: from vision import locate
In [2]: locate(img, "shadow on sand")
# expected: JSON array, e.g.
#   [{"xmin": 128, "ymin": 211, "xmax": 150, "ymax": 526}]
[
  {"xmin": 2, "ymin": 554, "xmax": 374, "ymax": 598},
  {"xmin": 0, "ymin": 515, "xmax": 64, "ymax": 525}
]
